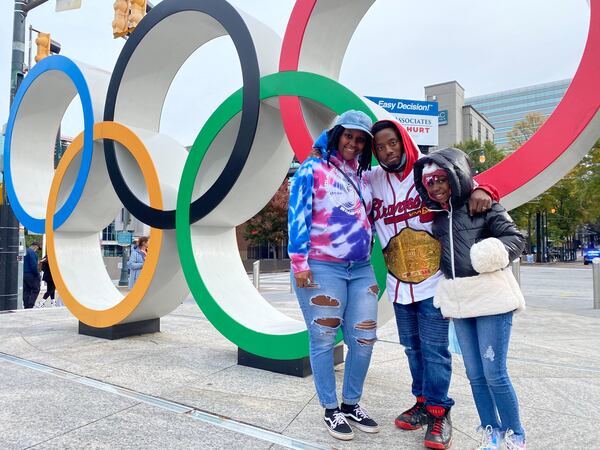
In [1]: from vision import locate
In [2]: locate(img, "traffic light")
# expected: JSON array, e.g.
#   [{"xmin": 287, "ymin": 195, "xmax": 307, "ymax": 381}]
[
  {"xmin": 128, "ymin": 0, "xmax": 147, "ymax": 33},
  {"xmin": 113, "ymin": 0, "xmax": 130, "ymax": 38},
  {"xmin": 34, "ymin": 32, "xmax": 61, "ymax": 63},
  {"xmin": 35, "ymin": 32, "xmax": 51, "ymax": 62}
]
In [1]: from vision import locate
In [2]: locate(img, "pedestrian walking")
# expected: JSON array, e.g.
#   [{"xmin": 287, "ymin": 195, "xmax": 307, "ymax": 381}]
[
  {"xmin": 414, "ymin": 147, "xmax": 527, "ymax": 450},
  {"xmin": 39, "ymin": 255, "xmax": 56, "ymax": 307},
  {"xmin": 128, "ymin": 236, "xmax": 148, "ymax": 289},
  {"xmin": 23, "ymin": 241, "xmax": 41, "ymax": 309}
]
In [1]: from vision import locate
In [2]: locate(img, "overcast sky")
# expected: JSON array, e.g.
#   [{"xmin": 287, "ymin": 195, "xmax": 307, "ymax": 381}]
[{"xmin": 0, "ymin": 0, "xmax": 590, "ymax": 146}]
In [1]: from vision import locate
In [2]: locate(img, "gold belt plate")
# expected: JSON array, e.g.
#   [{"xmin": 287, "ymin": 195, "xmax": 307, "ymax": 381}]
[{"xmin": 383, "ymin": 228, "xmax": 441, "ymax": 283}]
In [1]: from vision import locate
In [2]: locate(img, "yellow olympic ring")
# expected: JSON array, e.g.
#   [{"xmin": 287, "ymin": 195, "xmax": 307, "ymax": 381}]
[{"xmin": 45, "ymin": 122, "xmax": 163, "ymax": 327}]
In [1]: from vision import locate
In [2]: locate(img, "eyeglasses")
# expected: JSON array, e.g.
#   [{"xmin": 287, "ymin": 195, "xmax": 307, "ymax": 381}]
[{"xmin": 374, "ymin": 139, "xmax": 399, "ymax": 153}]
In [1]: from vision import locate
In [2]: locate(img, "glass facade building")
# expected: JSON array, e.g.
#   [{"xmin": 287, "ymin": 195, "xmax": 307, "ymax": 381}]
[{"xmin": 466, "ymin": 79, "xmax": 571, "ymax": 148}]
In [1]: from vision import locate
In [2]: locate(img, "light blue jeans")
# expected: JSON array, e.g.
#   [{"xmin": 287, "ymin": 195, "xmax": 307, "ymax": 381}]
[
  {"xmin": 454, "ymin": 311, "xmax": 525, "ymax": 438},
  {"xmin": 293, "ymin": 259, "xmax": 379, "ymax": 409}
]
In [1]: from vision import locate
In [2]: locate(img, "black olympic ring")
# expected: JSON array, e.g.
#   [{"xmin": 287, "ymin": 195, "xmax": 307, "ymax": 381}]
[{"xmin": 103, "ymin": 0, "xmax": 261, "ymax": 229}]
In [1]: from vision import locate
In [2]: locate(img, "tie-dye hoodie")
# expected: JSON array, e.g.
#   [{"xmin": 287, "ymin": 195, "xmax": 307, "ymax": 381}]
[{"xmin": 288, "ymin": 152, "xmax": 373, "ymax": 274}]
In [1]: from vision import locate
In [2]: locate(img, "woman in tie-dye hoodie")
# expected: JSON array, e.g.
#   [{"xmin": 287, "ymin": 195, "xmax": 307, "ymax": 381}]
[{"xmin": 288, "ymin": 110, "xmax": 380, "ymax": 441}]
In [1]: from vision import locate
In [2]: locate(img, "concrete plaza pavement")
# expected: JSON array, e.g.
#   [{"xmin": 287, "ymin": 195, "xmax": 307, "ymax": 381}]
[{"xmin": 0, "ymin": 264, "xmax": 599, "ymax": 449}]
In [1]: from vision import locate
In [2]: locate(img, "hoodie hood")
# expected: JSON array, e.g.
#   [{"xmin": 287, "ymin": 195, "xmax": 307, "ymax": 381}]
[
  {"xmin": 371, "ymin": 119, "xmax": 420, "ymax": 180},
  {"xmin": 414, "ymin": 147, "xmax": 474, "ymax": 210}
]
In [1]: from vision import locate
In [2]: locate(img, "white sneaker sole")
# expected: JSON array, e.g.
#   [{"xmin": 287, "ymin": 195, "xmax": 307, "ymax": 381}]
[
  {"xmin": 326, "ymin": 427, "xmax": 354, "ymax": 441},
  {"xmin": 348, "ymin": 420, "xmax": 380, "ymax": 433}
]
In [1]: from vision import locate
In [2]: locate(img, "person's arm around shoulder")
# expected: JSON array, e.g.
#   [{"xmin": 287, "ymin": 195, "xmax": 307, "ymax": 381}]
[
  {"xmin": 288, "ymin": 160, "xmax": 316, "ymax": 288},
  {"xmin": 470, "ymin": 202, "xmax": 525, "ymax": 273},
  {"xmin": 468, "ymin": 181, "xmax": 499, "ymax": 215}
]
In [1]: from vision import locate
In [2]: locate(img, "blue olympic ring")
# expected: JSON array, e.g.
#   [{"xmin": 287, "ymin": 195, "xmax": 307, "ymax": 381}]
[{"xmin": 3, "ymin": 55, "xmax": 95, "ymax": 233}]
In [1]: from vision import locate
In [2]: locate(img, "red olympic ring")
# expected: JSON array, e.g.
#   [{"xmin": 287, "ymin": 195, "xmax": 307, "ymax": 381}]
[
  {"xmin": 478, "ymin": 2, "xmax": 600, "ymax": 204},
  {"xmin": 279, "ymin": 0, "xmax": 320, "ymax": 163},
  {"xmin": 280, "ymin": 0, "xmax": 600, "ymax": 207}
]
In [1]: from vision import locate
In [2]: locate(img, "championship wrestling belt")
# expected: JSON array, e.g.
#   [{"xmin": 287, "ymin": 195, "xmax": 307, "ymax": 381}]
[{"xmin": 383, "ymin": 228, "xmax": 441, "ymax": 283}]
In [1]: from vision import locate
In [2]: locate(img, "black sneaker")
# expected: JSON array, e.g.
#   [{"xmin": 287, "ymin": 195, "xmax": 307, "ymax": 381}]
[
  {"xmin": 424, "ymin": 406, "xmax": 452, "ymax": 449},
  {"xmin": 341, "ymin": 403, "xmax": 380, "ymax": 433},
  {"xmin": 395, "ymin": 398, "xmax": 428, "ymax": 430},
  {"xmin": 324, "ymin": 408, "xmax": 354, "ymax": 441}
]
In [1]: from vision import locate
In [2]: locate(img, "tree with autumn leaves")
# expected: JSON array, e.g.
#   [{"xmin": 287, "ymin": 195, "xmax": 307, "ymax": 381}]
[
  {"xmin": 243, "ymin": 181, "xmax": 290, "ymax": 259},
  {"xmin": 506, "ymin": 112, "xmax": 546, "ymax": 152},
  {"xmin": 452, "ymin": 112, "xmax": 600, "ymax": 257},
  {"xmin": 496, "ymin": 112, "xmax": 600, "ymax": 256}
]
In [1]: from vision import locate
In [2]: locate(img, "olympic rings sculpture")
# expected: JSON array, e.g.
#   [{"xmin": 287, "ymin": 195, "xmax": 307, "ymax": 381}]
[{"xmin": 4, "ymin": 0, "xmax": 600, "ymax": 360}]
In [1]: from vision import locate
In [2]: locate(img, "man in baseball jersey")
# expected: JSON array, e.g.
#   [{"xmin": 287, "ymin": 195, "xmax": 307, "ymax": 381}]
[{"xmin": 313, "ymin": 119, "xmax": 497, "ymax": 449}]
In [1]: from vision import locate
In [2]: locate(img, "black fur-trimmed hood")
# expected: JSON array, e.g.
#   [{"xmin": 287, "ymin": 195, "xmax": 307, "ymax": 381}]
[{"xmin": 413, "ymin": 147, "xmax": 474, "ymax": 209}]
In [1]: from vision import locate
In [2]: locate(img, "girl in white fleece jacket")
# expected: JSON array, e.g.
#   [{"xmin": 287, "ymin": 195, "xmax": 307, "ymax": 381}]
[{"xmin": 414, "ymin": 147, "xmax": 526, "ymax": 450}]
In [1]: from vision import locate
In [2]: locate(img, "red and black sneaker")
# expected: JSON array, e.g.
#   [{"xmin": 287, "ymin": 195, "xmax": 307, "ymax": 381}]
[
  {"xmin": 423, "ymin": 405, "xmax": 452, "ymax": 449},
  {"xmin": 394, "ymin": 396, "xmax": 428, "ymax": 430}
]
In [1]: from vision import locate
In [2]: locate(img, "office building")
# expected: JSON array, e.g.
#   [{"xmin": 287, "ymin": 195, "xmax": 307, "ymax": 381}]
[
  {"xmin": 424, "ymin": 81, "xmax": 495, "ymax": 149},
  {"xmin": 466, "ymin": 79, "xmax": 571, "ymax": 148}
]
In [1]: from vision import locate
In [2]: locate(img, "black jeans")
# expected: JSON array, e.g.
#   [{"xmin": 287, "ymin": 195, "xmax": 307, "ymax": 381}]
[
  {"xmin": 23, "ymin": 273, "xmax": 40, "ymax": 309},
  {"xmin": 43, "ymin": 279, "xmax": 56, "ymax": 300}
]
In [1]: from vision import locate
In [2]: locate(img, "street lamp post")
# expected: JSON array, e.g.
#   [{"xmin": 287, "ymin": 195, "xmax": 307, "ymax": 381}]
[
  {"xmin": 0, "ymin": 0, "xmax": 44, "ymax": 311},
  {"xmin": 543, "ymin": 209, "xmax": 549, "ymax": 262},
  {"xmin": 2, "ymin": 0, "xmax": 69, "ymax": 311},
  {"xmin": 466, "ymin": 148, "xmax": 486, "ymax": 174},
  {"xmin": 118, "ymin": 209, "xmax": 131, "ymax": 287},
  {"xmin": 535, "ymin": 210, "xmax": 544, "ymax": 263}
]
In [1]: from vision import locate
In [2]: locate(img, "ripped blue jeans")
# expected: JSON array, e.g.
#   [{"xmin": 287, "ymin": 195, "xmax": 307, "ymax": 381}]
[{"xmin": 293, "ymin": 259, "xmax": 379, "ymax": 409}]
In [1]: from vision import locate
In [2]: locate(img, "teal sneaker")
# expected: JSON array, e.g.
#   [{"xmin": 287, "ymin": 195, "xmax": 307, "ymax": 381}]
[{"xmin": 473, "ymin": 425, "xmax": 501, "ymax": 450}]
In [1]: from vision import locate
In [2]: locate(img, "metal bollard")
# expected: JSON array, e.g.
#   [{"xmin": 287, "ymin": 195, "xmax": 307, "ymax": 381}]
[
  {"xmin": 593, "ymin": 258, "xmax": 600, "ymax": 309},
  {"xmin": 252, "ymin": 260, "xmax": 260, "ymax": 290},
  {"xmin": 511, "ymin": 258, "xmax": 521, "ymax": 286}
]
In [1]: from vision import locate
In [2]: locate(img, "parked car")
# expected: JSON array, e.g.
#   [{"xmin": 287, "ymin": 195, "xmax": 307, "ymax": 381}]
[{"xmin": 583, "ymin": 248, "xmax": 600, "ymax": 265}]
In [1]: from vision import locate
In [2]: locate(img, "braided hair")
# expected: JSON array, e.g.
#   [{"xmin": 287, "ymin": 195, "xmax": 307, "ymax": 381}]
[{"xmin": 325, "ymin": 125, "xmax": 373, "ymax": 178}]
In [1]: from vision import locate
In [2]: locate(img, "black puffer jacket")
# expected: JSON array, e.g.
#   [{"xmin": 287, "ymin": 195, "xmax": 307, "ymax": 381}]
[{"xmin": 414, "ymin": 148, "xmax": 524, "ymax": 279}]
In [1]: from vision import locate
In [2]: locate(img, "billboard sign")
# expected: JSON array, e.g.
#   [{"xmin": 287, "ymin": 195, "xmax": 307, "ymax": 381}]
[{"xmin": 366, "ymin": 96, "xmax": 438, "ymax": 146}]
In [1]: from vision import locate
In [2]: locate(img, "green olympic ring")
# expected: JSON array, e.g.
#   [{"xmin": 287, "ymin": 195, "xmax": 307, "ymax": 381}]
[{"xmin": 176, "ymin": 71, "xmax": 387, "ymax": 360}]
